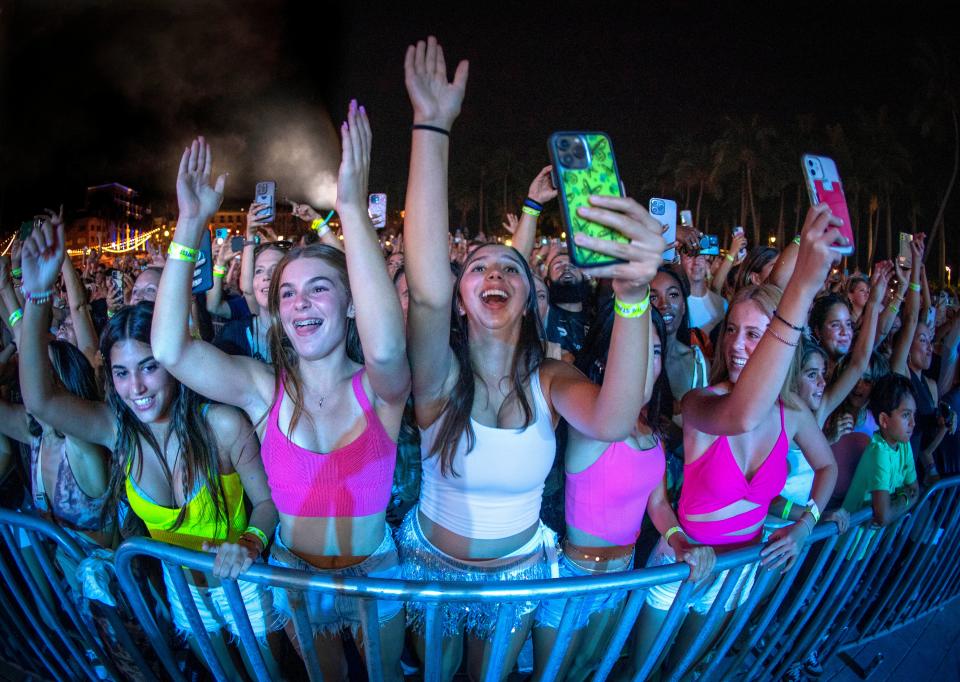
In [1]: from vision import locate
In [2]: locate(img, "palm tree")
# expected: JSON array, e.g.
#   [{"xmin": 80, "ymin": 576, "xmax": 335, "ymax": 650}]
[
  {"xmin": 711, "ymin": 115, "xmax": 777, "ymax": 243},
  {"xmin": 911, "ymin": 40, "xmax": 959, "ymax": 272}
]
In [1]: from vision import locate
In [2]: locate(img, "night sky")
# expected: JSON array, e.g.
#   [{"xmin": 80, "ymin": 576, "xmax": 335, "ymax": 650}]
[{"xmin": 1, "ymin": 1, "xmax": 956, "ymax": 245}]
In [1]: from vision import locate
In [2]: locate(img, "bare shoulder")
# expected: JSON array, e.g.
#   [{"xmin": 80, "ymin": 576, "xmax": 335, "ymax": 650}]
[{"xmin": 204, "ymin": 403, "xmax": 255, "ymax": 443}]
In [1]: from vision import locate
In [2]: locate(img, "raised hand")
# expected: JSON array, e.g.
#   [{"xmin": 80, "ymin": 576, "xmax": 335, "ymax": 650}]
[
  {"xmin": 216, "ymin": 238, "xmax": 238, "ymax": 266},
  {"xmin": 289, "ymin": 200, "xmax": 322, "ymax": 223},
  {"xmin": 527, "ymin": 166, "xmax": 558, "ymax": 205},
  {"xmin": 404, "ymin": 36, "xmax": 469, "ymax": 129},
  {"xmin": 246, "ymin": 202, "xmax": 271, "ymax": 238},
  {"xmin": 569, "ymin": 195, "xmax": 666, "ymax": 302},
  {"xmin": 869, "ymin": 261, "xmax": 893, "ymax": 305},
  {"xmin": 335, "ymin": 99, "xmax": 372, "ymax": 216},
  {"xmin": 793, "ymin": 203, "xmax": 845, "ymax": 294},
  {"xmin": 20, "ymin": 212, "xmax": 66, "ymax": 295},
  {"xmin": 502, "ymin": 213, "xmax": 519, "ymax": 235},
  {"xmin": 177, "ymin": 136, "xmax": 227, "ymax": 223},
  {"xmin": 729, "ymin": 232, "xmax": 748, "ymax": 263}
]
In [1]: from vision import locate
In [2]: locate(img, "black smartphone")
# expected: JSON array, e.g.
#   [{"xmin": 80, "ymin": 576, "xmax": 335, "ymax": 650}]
[{"xmin": 231, "ymin": 236, "xmax": 245, "ymax": 253}]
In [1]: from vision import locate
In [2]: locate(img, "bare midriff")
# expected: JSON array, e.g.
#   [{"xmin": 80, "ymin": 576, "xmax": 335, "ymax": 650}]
[
  {"xmin": 418, "ymin": 507, "xmax": 539, "ymax": 561},
  {"xmin": 279, "ymin": 512, "xmax": 388, "ymax": 570}
]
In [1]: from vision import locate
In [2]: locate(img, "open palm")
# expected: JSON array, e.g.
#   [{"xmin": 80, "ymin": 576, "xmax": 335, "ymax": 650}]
[
  {"xmin": 21, "ymin": 219, "xmax": 65, "ymax": 293},
  {"xmin": 404, "ymin": 36, "xmax": 469, "ymax": 129},
  {"xmin": 177, "ymin": 136, "xmax": 226, "ymax": 222}
]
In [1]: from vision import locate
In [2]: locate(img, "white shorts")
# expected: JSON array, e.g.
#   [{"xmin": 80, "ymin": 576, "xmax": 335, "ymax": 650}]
[{"xmin": 644, "ymin": 538, "xmax": 759, "ymax": 614}]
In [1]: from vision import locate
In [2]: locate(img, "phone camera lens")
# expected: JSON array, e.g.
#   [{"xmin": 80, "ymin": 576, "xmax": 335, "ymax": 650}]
[
  {"xmin": 558, "ymin": 138, "xmax": 571, "ymax": 151},
  {"xmin": 561, "ymin": 154, "xmax": 573, "ymax": 166}
]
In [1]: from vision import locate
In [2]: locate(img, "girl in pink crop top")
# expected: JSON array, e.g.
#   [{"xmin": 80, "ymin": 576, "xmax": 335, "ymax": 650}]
[
  {"xmin": 150, "ymin": 109, "xmax": 412, "ymax": 677},
  {"xmin": 261, "ymin": 369, "xmax": 396, "ymax": 517}
]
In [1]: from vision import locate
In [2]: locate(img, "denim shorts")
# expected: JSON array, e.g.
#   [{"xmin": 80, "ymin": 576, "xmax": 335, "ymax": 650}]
[
  {"xmin": 162, "ymin": 564, "xmax": 277, "ymax": 643},
  {"xmin": 397, "ymin": 506, "xmax": 559, "ymax": 638},
  {"xmin": 644, "ymin": 537, "xmax": 759, "ymax": 614},
  {"xmin": 536, "ymin": 551, "xmax": 634, "ymax": 630},
  {"xmin": 268, "ymin": 525, "xmax": 403, "ymax": 639}
]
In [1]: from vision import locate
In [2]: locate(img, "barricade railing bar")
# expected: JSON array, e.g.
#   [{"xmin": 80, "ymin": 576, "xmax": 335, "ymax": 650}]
[{"xmin": 2, "ymin": 477, "xmax": 960, "ymax": 681}]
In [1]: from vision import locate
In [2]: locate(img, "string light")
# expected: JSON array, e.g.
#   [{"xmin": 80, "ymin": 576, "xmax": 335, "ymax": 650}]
[
  {"xmin": 67, "ymin": 226, "xmax": 162, "ymax": 256},
  {"xmin": 1, "ymin": 234, "xmax": 14, "ymax": 257}
]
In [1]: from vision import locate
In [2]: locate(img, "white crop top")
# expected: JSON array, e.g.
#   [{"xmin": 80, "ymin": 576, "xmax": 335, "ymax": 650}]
[{"xmin": 419, "ymin": 368, "xmax": 556, "ymax": 539}]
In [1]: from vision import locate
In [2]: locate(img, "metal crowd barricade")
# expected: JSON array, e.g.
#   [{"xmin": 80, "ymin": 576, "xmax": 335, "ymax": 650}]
[{"xmin": 5, "ymin": 477, "xmax": 960, "ymax": 681}]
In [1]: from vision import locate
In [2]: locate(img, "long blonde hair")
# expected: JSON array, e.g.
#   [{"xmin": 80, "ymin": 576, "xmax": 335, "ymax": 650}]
[{"xmin": 711, "ymin": 284, "xmax": 801, "ymax": 409}]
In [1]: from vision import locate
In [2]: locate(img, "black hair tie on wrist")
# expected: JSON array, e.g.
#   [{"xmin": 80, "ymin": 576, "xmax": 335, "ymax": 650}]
[{"xmin": 412, "ymin": 124, "xmax": 450, "ymax": 136}]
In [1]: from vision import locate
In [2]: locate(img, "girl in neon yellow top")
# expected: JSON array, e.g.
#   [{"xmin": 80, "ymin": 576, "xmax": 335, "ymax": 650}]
[{"xmin": 17, "ymin": 226, "xmax": 279, "ymax": 658}]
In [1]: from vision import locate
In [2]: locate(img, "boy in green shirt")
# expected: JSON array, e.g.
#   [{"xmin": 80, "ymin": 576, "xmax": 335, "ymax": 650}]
[{"xmin": 843, "ymin": 373, "xmax": 919, "ymax": 526}]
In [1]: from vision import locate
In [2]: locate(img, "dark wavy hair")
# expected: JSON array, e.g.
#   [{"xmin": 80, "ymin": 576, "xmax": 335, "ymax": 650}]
[
  {"xmin": 733, "ymin": 246, "xmax": 779, "ymax": 292},
  {"xmin": 99, "ymin": 303, "xmax": 226, "ymax": 536},
  {"xmin": 432, "ymin": 244, "xmax": 544, "ymax": 476},
  {"xmin": 810, "ymin": 292, "xmax": 853, "ymax": 342},
  {"xmin": 265, "ymin": 244, "xmax": 363, "ymax": 436},
  {"xmin": 655, "ymin": 264, "xmax": 695, "ymax": 347}
]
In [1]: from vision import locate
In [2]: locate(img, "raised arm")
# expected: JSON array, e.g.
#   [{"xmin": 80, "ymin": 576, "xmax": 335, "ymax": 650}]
[
  {"xmin": 546, "ymin": 196, "xmax": 663, "ymax": 441},
  {"xmin": 767, "ymin": 234, "xmax": 801, "ymax": 291},
  {"xmin": 151, "ymin": 137, "xmax": 274, "ymax": 414},
  {"xmin": 18, "ymin": 220, "xmax": 116, "ymax": 448},
  {"xmin": 684, "ymin": 204, "xmax": 844, "ymax": 435},
  {"xmin": 820, "ymin": 262, "xmax": 892, "ymax": 421},
  {"xmin": 938, "ymin": 316, "xmax": 960, "ymax": 398},
  {"xmin": 890, "ymin": 234, "xmax": 925, "ymax": 376},
  {"xmin": 290, "ymin": 202, "xmax": 343, "ymax": 252},
  {"xmin": 0, "ymin": 399, "xmax": 32, "ymax": 444},
  {"xmin": 402, "ymin": 36, "xmax": 468, "ymax": 415},
  {"xmin": 240, "ymin": 202, "xmax": 270, "ymax": 313},
  {"xmin": 59, "ymin": 233, "xmax": 99, "ymax": 364},
  {"xmin": 509, "ymin": 166, "xmax": 557, "ymax": 261},
  {"xmin": 711, "ymin": 231, "xmax": 746, "ymax": 296},
  {"xmin": 205, "ymin": 239, "xmax": 238, "ymax": 319},
  {"xmin": 337, "ymin": 101, "xmax": 410, "ymax": 405},
  {"xmin": 877, "ymin": 261, "xmax": 910, "ymax": 347}
]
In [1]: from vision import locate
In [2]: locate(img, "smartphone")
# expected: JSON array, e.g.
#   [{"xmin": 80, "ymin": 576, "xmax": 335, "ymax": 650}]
[
  {"xmin": 111, "ymin": 269, "xmax": 124, "ymax": 298},
  {"xmin": 680, "ymin": 210, "xmax": 693, "ymax": 228},
  {"xmin": 214, "ymin": 228, "xmax": 229, "ymax": 245},
  {"xmin": 368, "ymin": 193, "xmax": 387, "ymax": 229},
  {"xmin": 254, "ymin": 181, "xmax": 277, "ymax": 223},
  {"xmin": 649, "ymin": 198, "xmax": 677, "ymax": 263},
  {"xmin": 899, "ymin": 232, "xmax": 913, "ymax": 270},
  {"xmin": 231, "ymin": 235, "xmax": 245, "ymax": 253},
  {"xmin": 801, "ymin": 154, "xmax": 854, "ymax": 255},
  {"xmin": 699, "ymin": 235, "xmax": 720, "ymax": 256},
  {"xmin": 732, "ymin": 225, "xmax": 747, "ymax": 261},
  {"xmin": 548, "ymin": 131, "xmax": 627, "ymax": 268}
]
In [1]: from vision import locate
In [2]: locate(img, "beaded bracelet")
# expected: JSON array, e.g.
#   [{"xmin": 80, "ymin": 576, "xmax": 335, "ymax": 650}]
[
  {"xmin": 168, "ymin": 241, "xmax": 199, "ymax": 263},
  {"xmin": 614, "ymin": 288, "xmax": 651, "ymax": 319},
  {"xmin": 25, "ymin": 289, "xmax": 52, "ymax": 305},
  {"xmin": 767, "ymin": 326, "xmax": 799, "ymax": 347},
  {"xmin": 7, "ymin": 309, "xmax": 23, "ymax": 327}
]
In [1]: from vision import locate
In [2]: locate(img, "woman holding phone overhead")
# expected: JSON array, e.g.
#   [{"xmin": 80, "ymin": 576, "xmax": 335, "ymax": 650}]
[
  {"xmin": 399, "ymin": 36, "xmax": 664, "ymax": 681},
  {"xmin": 152, "ymin": 103, "xmax": 410, "ymax": 681}
]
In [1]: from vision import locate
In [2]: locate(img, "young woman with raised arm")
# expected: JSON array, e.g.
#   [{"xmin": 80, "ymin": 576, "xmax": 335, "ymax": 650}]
[
  {"xmin": 17, "ymin": 218, "xmax": 280, "ymax": 672},
  {"xmin": 623, "ymin": 204, "xmax": 843, "ymax": 678},
  {"xmin": 151, "ymin": 104, "xmax": 410, "ymax": 681},
  {"xmin": 399, "ymin": 36, "xmax": 663, "ymax": 681}
]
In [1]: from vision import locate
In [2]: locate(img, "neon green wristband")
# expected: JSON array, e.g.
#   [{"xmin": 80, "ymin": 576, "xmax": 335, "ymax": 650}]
[
  {"xmin": 909, "ymin": 282, "xmax": 921, "ymax": 292},
  {"xmin": 521, "ymin": 206, "xmax": 542, "ymax": 218},
  {"xmin": 243, "ymin": 526, "xmax": 269, "ymax": 548},
  {"xmin": 781, "ymin": 500, "xmax": 794, "ymax": 520},
  {"xmin": 167, "ymin": 241, "xmax": 199, "ymax": 263},
  {"xmin": 11, "ymin": 268, "xmax": 22, "ymax": 279},
  {"xmin": 7, "ymin": 308, "xmax": 23, "ymax": 327},
  {"xmin": 213, "ymin": 265, "xmax": 227, "ymax": 277},
  {"xmin": 664, "ymin": 526, "xmax": 684, "ymax": 542},
  {"xmin": 614, "ymin": 288, "xmax": 651, "ymax": 319},
  {"xmin": 792, "ymin": 235, "xmax": 801, "ymax": 246}
]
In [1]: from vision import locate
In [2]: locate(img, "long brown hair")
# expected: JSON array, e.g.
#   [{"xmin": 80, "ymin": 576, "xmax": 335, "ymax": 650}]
[
  {"xmin": 431, "ymin": 245, "xmax": 544, "ymax": 476},
  {"xmin": 710, "ymin": 284, "xmax": 801, "ymax": 409},
  {"xmin": 265, "ymin": 244, "xmax": 363, "ymax": 436}
]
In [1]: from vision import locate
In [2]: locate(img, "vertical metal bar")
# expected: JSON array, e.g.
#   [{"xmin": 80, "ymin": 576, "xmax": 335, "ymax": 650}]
[
  {"xmin": 287, "ymin": 588, "xmax": 324, "ymax": 681},
  {"xmin": 697, "ymin": 557, "xmax": 779, "ymax": 680},
  {"xmin": 423, "ymin": 602, "xmax": 443, "ymax": 682},
  {"xmin": 904, "ymin": 488, "xmax": 960, "ymax": 620},
  {"xmin": 744, "ymin": 530, "xmax": 852, "ymax": 680},
  {"xmin": 482, "ymin": 603, "xmax": 515, "ymax": 682},
  {"xmin": 113, "ymin": 548, "xmax": 187, "ymax": 682},
  {"xmin": 97, "ymin": 605, "xmax": 162, "ymax": 682},
  {"xmin": 0, "ymin": 541, "xmax": 78, "ymax": 680},
  {"xmin": 358, "ymin": 597, "xmax": 384, "ymax": 682},
  {"xmin": 0, "ymin": 526, "xmax": 95, "ymax": 680},
  {"xmin": 931, "ymin": 506, "xmax": 960, "ymax": 605},
  {"xmin": 220, "ymin": 579, "xmax": 270, "ymax": 681},
  {"xmin": 630, "ymin": 580, "xmax": 695, "ymax": 682},
  {"xmin": 594, "ymin": 587, "xmax": 647, "ymax": 682},
  {"xmin": 538, "ymin": 595, "xmax": 586, "ymax": 682},
  {"xmin": 163, "ymin": 564, "xmax": 229, "ymax": 682},
  {"xmin": 773, "ymin": 530, "xmax": 885, "ymax": 679},
  {"xmin": 665, "ymin": 566, "xmax": 743, "ymax": 681},
  {"xmin": 0, "ymin": 570, "xmax": 63, "ymax": 679}
]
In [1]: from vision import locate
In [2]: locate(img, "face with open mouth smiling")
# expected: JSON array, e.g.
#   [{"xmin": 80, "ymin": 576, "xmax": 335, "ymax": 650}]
[
  {"xmin": 723, "ymin": 300, "xmax": 771, "ymax": 383},
  {"xmin": 650, "ymin": 270, "xmax": 685, "ymax": 337},
  {"xmin": 110, "ymin": 339, "xmax": 175, "ymax": 424},
  {"xmin": 277, "ymin": 256, "xmax": 353, "ymax": 360},
  {"xmin": 797, "ymin": 354, "xmax": 827, "ymax": 411},
  {"xmin": 458, "ymin": 245, "xmax": 532, "ymax": 329}
]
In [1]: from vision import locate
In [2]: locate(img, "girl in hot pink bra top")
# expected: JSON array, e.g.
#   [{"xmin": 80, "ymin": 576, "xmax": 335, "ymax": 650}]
[
  {"xmin": 625, "ymin": 206, "xmax": 842, "ymax": 678},
  {"xmin": 152, "ymin": 105, "xmax": 411, "ymax": 679}
]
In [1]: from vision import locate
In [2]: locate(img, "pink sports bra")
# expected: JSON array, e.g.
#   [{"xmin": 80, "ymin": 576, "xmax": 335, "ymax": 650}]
[
  {"xmin": 261, "ymin": 369, "xmax": 396, "ymax": 518},
  {"xmin": 678, "ymin": 399, "xmax": 789, "ymax": 546},
  {"xmin": 565, "ymin": 438, "xmax": 665, "ymax": 546}
]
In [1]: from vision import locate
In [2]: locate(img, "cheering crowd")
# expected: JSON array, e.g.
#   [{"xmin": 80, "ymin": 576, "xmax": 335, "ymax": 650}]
[{"xmin": 1, "ymin": 36, "xmax": 958, "ymax": 681}]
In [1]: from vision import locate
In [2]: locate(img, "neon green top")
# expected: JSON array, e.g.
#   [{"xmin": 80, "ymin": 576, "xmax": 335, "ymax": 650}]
[{"xmin": 125, "ymin": 465, "xmax": 246, "ymax": 552}]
